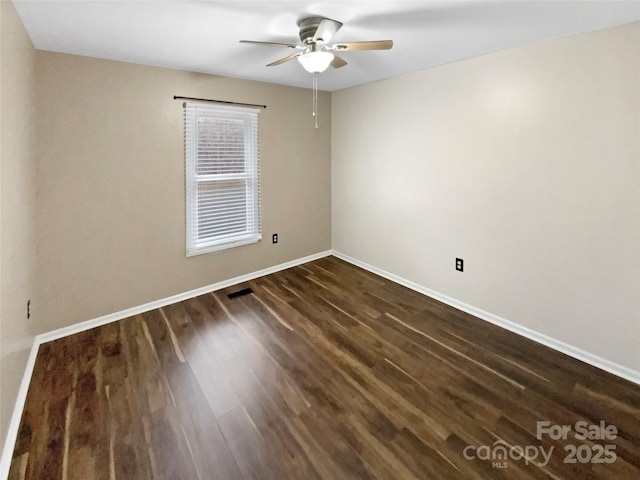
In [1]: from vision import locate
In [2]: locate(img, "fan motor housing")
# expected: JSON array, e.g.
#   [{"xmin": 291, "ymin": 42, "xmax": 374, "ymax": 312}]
[{"xmin": 298, "ymin": 17, "xmax": 325, "ymax": 43}]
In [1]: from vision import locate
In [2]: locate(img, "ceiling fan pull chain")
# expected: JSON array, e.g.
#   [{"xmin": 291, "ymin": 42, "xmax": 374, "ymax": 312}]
[{"xmin": 313, "ymin": 72, "xmax": 319, "ymax": 129}]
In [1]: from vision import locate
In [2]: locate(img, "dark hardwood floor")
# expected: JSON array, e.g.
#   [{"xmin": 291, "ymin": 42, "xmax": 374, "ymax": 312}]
[{"xmin": 8, "ymin": 256, "xmax": 640, "ymax": 479}]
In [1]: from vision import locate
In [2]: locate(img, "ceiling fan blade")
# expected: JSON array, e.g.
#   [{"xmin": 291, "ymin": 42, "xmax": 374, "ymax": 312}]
[
  {"xmin": 240, "ymin": 40, "xmax": 300, "ymax": 49},
  {"xmin": 333, "ymin": 40, "xmax": 393, "ymax": 51},
  {"xmin": 331, "ymin": 55, "xmax": 348, "ymax": 69},
  {"xmin": 266, "ymin": 52, "xmax": 302, "ymax": 67},
  {"xmin": 312, "ymin": 18, "xmax": 343, "ymax": 43}
]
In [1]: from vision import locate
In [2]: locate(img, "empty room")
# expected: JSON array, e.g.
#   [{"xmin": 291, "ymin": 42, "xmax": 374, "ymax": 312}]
[{"xmin": 1, "ymin": 0, "xmax": 639, "ymax": 478}]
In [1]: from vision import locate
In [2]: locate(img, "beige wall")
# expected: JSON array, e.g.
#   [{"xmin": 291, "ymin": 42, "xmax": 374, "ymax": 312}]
[
  {"xmin": 35, "ymin": 52, "xmax": 331, "ymax": 333},
  {"xmin": 332, "ymin": 22, "xmax": 640, "ymax": 371},
  {"xmin": 0, "ymin": 0, "xmax": 38, "ymax": 449}
]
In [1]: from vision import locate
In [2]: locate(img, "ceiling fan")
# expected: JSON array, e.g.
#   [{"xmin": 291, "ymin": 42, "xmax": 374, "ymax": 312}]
[{"xmin": 240, "ymin": 17, "xmax": 393, "ymax": 74}]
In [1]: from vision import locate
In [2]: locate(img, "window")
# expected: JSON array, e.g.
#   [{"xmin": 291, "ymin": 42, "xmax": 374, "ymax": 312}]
[{"xmin": 185, "ymin": 103, "xmax": 261, "ymax": 256}]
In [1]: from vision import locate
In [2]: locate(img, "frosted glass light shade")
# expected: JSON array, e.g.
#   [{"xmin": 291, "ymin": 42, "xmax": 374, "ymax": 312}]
[{"xmin": 297, "ymin": 51, "xmax": 334, "ymax": 73}]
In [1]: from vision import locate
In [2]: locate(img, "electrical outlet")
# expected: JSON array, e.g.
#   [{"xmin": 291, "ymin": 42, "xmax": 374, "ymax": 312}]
[
  {"xmin": 456, "ymin": 258, "xmax": 464, "ymax": 272},
  {"xmin": 272, "ymin": 233, "xmax": 278, "ymax": 244}
]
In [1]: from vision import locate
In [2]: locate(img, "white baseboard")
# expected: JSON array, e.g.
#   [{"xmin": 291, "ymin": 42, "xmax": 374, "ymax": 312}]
[
  {"xmin": 331, "ymin": 250, "xmax": 640, "ymax": 386},
  {"xmin": 0, "ymin": 249, "xmax": 332, "ymax": 478}
]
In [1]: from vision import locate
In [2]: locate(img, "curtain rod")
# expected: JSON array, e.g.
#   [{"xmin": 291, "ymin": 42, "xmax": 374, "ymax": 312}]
[{"xmin": 173, "ymin": 95, "xmax": 267, "ymax": 109}]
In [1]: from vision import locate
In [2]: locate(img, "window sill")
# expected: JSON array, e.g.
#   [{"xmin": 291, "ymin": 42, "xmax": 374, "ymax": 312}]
[{"xmin": 186, "ymin": 234, "xmax": 261, "ymax": 257}]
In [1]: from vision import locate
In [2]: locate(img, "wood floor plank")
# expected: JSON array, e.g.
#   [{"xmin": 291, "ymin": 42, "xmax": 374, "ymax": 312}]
[
  {"xmin": 220, "ymin": 357, "xmax": 322, "ymax": 479},
  {"xmin": 9, "ymin": 256, "xmax": 640, "ymax": 479},
  {"xmin": 216, "ymin": 405, "xmax": 276, "ymax": 480},
  {"xmin": 146, "ymin": 307, "xmax": 244, "ymax": 480}
]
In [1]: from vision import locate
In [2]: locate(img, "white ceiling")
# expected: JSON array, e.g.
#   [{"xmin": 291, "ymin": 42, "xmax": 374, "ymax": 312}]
[{"xmin": 13, "ymin": 1, "xmax": 640, "ymax": 91}]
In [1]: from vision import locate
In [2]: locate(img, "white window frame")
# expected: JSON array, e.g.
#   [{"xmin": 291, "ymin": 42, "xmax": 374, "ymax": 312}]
[{"xmin": 185, "ymin": 103, "xmax": 261, "ymax": 256}]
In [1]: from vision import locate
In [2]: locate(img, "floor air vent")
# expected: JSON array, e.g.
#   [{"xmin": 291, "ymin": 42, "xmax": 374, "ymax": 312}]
[{"xmin": 227, "ymin": 287, "xmax": 254, "ymax": 299}]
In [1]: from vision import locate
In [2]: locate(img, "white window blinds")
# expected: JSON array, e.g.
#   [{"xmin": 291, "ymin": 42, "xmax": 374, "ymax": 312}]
[{"xmin": 185, "ymin": 103, "xmax": 261, "ymax": 256}]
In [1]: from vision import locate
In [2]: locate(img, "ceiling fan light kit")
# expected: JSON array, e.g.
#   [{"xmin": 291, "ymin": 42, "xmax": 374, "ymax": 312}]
[
  {"xmin": 240, "ymin": 16, "xmax": 393, "ymax": 126},
  {"xmin": 298, "ymin": 50, "xmax": 334, "ymax": 73}
]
